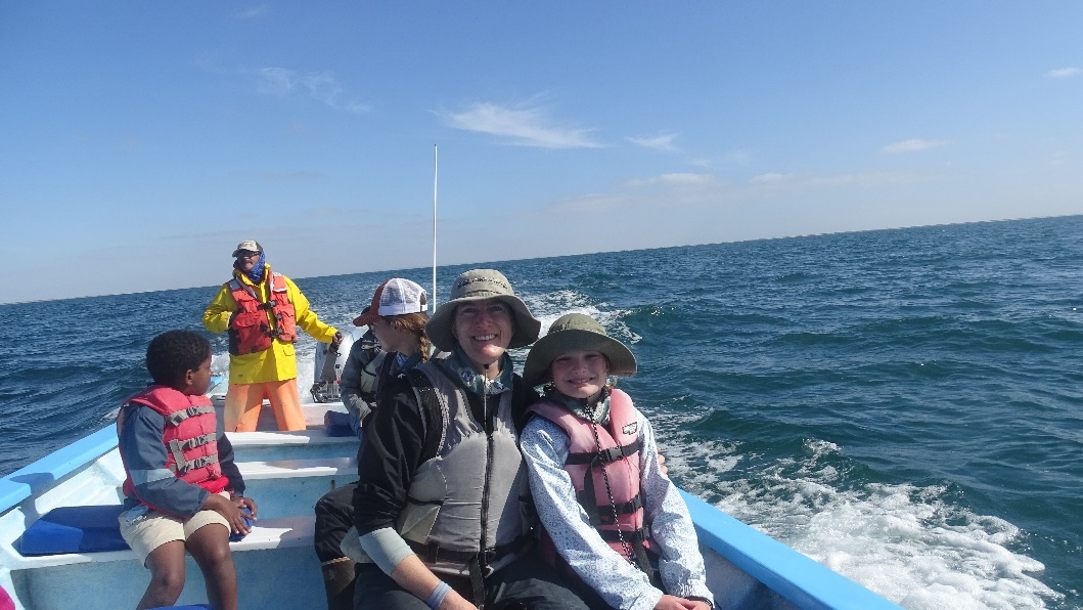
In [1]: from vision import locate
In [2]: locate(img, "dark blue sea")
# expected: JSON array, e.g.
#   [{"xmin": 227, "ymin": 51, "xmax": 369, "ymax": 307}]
[{"xmin": 2, "ymin": 216, "xmax": 1082, "ymax": 609}]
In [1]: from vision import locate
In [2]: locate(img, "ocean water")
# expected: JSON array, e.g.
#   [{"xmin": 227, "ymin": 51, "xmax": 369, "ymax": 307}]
[{"xmin": 2, "ymin": 215, "xmax": 1082, "ymax": 609}]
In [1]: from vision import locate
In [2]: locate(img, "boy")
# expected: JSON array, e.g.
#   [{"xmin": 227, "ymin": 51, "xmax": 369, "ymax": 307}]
[{"xmin": 117, "ymin": 330, "xmax": 258, "ymax": 610}]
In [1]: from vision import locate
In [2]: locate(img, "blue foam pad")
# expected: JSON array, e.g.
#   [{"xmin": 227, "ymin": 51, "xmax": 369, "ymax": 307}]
[
  {"xmin": 20, "ymin": 504, "xmax": 129, "ymax": 556},
  {"xmin": 323, "ymin": 410, "xmax": 354, "ymax": 437}
]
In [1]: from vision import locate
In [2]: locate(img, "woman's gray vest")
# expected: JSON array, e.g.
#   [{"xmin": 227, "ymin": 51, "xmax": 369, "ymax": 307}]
[{"xmin": 396, "ymin": 356, "xmax": 532, "ymax": 575}]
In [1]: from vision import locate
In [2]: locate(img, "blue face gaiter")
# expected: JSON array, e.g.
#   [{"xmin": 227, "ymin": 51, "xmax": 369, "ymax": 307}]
[{"xmin": 234, "ymin": 251, "xmax": 266, "ymax": 284}]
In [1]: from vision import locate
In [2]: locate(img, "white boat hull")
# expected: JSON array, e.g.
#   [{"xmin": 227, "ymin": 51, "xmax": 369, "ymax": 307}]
[{"xmin": 0, "ymin": 401, "xmax": 900, "ymax": 610}]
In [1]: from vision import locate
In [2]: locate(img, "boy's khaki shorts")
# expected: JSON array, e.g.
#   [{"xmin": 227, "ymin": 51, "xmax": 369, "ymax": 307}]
[{"xmin": 118, "ymin": 491, "xmax": 231, "ymax": 565}]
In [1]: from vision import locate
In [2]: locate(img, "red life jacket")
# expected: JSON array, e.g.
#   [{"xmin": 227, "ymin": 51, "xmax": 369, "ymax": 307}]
[
  {"xmin": 119, "ymin": 386, "xmax": 228, "ymax": 499},
  {"xmin": 226, "ymin": 270, "xmax": 297, "ymax": 355},
  {"xmin": 527, "ymin": 389, "xmax": 657, "ymax": 574}
]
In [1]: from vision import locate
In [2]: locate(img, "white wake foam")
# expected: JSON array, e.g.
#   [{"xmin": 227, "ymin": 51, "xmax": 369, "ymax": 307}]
[{"xmin": 653, "ymin": 412, "xmax": 1060, "ymax": 609}]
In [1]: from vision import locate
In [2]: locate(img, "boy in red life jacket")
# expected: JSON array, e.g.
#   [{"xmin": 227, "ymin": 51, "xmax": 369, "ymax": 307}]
[
  {"xmin": 117, "ymin": 330, "xmax": 259, "ymax": 610},
  {"xmin": 520, "ymin": 314, "xmax": 715, "ymax": 610}
]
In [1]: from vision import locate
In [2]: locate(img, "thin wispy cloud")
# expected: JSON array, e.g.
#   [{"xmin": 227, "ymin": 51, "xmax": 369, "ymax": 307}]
[
  {"xmin": 443, "ymin": 101, "xmax": 600, "ymax": 149},
  {"xmin": 627, "ymin": 132, "xmax": 680, "ymax": 152},
  {"xmin": 627, "ymin": 172, "xmax": 715, "ymax": 188},
  {"xmin": 1046, "ymin": 67, "xmax": 1080, "ymax": 79},
  {"xmin": 257, "ymin": 67, "xmax": 369, "ymax": 114},
  {"xmin": 226, "ymin": 170, "xmax": 323, "ymax": 182},
  {"xmin": 237, "ymin": 5, "xmax": 268, "ymax": 19},
  {"xmin": 115, "ymin": 137, "xmax": 142, "ymax": 151},
  {"xmin": 263, "ymin": 170, "xmax": 322, "ymax": 182},
  {"xmin": 752, "ymin": 170, "xmax": 920, "ymax": 189},
  {"xmin": 882, "ymin": 139, "xmax": 951, "ymax": 154},
  {"xmin": 750, "ymin": 172, "xmax": 792, "ymax": 184}
]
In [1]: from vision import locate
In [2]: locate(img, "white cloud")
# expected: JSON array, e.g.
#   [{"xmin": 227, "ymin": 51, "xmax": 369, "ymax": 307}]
[
  {"xmin": 1046, "ymin": 67, "xmax": 1080, "ymax": 79},
  {"xmin": 258, "ymin": 67, "xmax": 294, "ymax": 96},
  {"xmin": 1049, "ymin": 151, "xmax": 1069, "ymax": 167},
  {"xmin": 627, "ymin": 132, "xmax": 680, "ymax": 152},
  {"xmin": 115, "ymin": 137, "xmax": 142, "ymax": 151},
  {"xmin": 237, "ymin": 5, "xmax": 268, "ymax": 19},
  {"xmin": 627, "ymin": 172, "xmax": 716, "ymax": 188},
  {"xmin": 257, "ymin": 67, "xmax": 369, "ymax": 114},
  {"xmin": 443, "ymin": 101, "xmax": 600, "ymax": 149},
  {"xmin": 751, "ymin": 172, "xmax": 792, "ymax": 184},
  {"xmin": 882, "ymin": 139, "xmax": 951, "ymax": 154}
]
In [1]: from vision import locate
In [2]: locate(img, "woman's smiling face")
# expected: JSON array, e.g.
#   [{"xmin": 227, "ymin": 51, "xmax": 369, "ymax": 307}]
[{"xmin": 452, "ymin": 298, "xmax": 513, "ymax": 373}]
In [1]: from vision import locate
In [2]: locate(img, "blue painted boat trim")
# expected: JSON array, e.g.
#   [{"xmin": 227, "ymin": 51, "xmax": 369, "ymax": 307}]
[
  {"xmin": 0, "ymin": 426, "xmax": 118, "ymax": 513},
  {"xmin": 680, "ymin": 490, "xmax": 902, "ymax": 610}
]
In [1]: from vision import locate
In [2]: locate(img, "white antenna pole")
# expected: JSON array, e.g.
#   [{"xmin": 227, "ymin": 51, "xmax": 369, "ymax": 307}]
[{"xmin": 432, "ymin": 144, "xmax": 438, "ymax": 312}]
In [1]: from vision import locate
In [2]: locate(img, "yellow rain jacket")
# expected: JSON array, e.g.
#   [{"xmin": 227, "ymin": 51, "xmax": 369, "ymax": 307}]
[{"xmin": 202, "ymin": 265, "xmax": 338, "ymax": 385}]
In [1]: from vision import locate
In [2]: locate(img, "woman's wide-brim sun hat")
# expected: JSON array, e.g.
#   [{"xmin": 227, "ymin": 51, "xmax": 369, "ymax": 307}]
[
  {"xmin": 425, "ymin": 269, "xmax": 541, "ymax": 352},
  {"xmin": 522, "ymin": 313, "xmax": 637, "ymax": 388}
]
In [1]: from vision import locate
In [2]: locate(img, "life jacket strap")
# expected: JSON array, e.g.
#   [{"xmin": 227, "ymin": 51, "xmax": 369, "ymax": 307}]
[
  {"xmin": 166, "ymin": 405, "xmax": 215, "ymax": 426},
  {"xmin": 594, "ymin": 492, "xmax": 644, "ymax": 524},
  {"xmin": 170, "ymin": 452, "xmax": 220, "ymax": 476},
  {"xmin": 598, "ymin": 526, "xmax": 661, "ymax": 587},
  {"xmin": 597, "ymin": 524, "xmax": 651, "ymax": 544},
  {"xmin": 406, "ymin": 532, "xmax": 532, "ymax": 568},
  {"xmin": 565, "ymin": 437, "xmax": 642, "ymax": 466},
  {"xmin": 166, "ymin": 433, "xmax": 217, "ymax": 468}
]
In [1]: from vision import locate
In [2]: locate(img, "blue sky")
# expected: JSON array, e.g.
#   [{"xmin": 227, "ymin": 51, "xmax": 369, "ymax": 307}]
[{"xmin": 2, "ymin": 2, "xmax": 1081, "ymax": 303}]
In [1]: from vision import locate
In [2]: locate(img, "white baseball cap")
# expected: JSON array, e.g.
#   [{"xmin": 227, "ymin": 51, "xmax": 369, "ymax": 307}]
[{"xmin": 353, "ymin": 278, "xmax": 427, "ymax": 326}]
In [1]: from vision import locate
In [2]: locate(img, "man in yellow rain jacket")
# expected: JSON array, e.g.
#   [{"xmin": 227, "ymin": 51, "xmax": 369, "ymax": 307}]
[{"xmin": 203, "ymin": 240, "xmax": 343, "ymax": 432}]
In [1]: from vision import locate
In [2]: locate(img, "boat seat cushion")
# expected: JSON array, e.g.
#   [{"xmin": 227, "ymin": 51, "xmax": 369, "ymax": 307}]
[
  {"xmin": 323, "ymin": 410, "xmax": 354, "ymax": 437},
  {"xmin": 19, "ymin": 504, "xmax": 129, "ymax": 556}
]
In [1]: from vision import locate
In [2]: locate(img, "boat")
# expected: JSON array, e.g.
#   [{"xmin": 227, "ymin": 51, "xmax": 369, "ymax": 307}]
[
  {"xmin": 0, "ymin": 358, "xmax": 903, "ymax": 609},
  {"xmin": 0, "ymin": 153, "xmax": 903, "ymax": 607}
]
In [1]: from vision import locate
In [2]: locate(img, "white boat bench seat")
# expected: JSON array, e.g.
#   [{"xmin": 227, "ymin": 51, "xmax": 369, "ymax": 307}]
[
  {"xmin": 100, "ymin": 457, "xmax": 356, "ymax": 501},
  {"xmin": 226, "ymin": 429, "xmax": 357, "ymax": 448},
  {"xmin": 236, "ymin": 456, "xmax": 355, "ymax": 480},
  {"xmin": 10, "ymin": 515, "xmax": 315, "ymax": 570}
]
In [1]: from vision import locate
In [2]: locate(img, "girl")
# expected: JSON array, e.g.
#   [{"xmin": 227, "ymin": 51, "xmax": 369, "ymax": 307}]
[
  {"xmin": 520, "ymin": 313, "xmax": 714, "ymax": 610},
  {"xmin": 314, "ymin": 277, "xmax": 431, "ymax": 610}
]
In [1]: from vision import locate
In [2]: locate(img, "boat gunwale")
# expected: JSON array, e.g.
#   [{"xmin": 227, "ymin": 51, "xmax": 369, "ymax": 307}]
[
  {"xmin": 681, "ymin": 490, "xmax": 902, "ymax": 610},
  {"xmin": 0, "ymin": 426, "xmax": 118, "ymax": 514}
]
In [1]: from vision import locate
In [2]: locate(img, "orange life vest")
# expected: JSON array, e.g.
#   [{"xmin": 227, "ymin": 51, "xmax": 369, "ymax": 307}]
[
  {"xmin": 226, "ymin": 270, "xmax": 297, "ymax": 355},
  {"xmin": 119, "ymin": 385, "xmax": 228, "ymax": 500},
  {"xmin": 527, "ymin": 388, "xmax": 657, "ymax": 575}
]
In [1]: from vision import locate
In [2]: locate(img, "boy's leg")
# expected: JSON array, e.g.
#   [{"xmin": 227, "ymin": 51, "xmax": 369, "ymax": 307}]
[
  {"xmin": 138, "ymin": 541, "xmax": 187, "ymax": 610},
  {"xmin": 118, "ymin": 508, "xmax": 188, "ymax": 610},
  {"xmin": 225, "ymin": 382, "xmax": 267, "ymax": 432},
  {"xmin": 186, "ymin": 520, "xmax": 237, "ymax": 610},
  {"xmin": 267, "ymin": 378, "xmax": 306, "ymax": 431}
]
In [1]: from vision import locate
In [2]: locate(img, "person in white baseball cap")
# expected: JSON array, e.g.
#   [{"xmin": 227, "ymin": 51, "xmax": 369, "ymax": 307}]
[{"xmin": 315, "ymin": 277, "xmax": 432, "ymax": 609}]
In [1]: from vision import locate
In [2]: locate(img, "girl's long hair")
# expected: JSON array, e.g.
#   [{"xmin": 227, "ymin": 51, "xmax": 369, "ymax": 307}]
[{"xmin": 386, "ymin": 311, "xmax": 431, "ymax": 361}]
